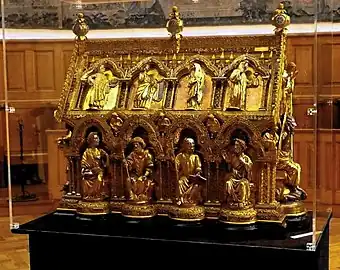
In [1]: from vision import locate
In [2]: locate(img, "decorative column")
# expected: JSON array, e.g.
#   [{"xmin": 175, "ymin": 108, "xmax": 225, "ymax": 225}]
[
  {"xmin": 211, "ymin": 77, "xmax": 226, "ymax": 109},
  {"xmin": 255, "ymin": 155, "xmax": 284, "ymax": 223},
  {"xmin": 58, "ymin": 154, "xmax": 81, "ymax": 211},
  {"xmin": 110, "ymin": 159, "xmax": 125, "ymax": 213}
]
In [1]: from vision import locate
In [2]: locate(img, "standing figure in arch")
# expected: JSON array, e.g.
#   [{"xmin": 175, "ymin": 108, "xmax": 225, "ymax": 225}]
[
  {"xmin": 81, "ymin": 132, "xmax": 109, "ymax": 201},
  {"xmin": 187, "ymin": 63, "xmax": 205, "ymax": 110},
  {"xmin": 227, "ymin": 61, "xmax": 249, "ymax": 110},
  {"xmin": 82, "ymin": 64, "xmax": 119, "ymax": 110},
  {"xmin": 134, "ymin": 64, "xmax": 164, "ymax": 109},
  {"xmin": 225, "ymin": 60, "xmax": 258, "ymax": 111},
  {"xmin": 123, "ymin": 137, "xmax": 155, "ymax": 203},
  {"xmin": 222, "ymin": 138, "xmax": 253, "ymax": 208},
  {"xmin": 175, "ymin": 137, "xmax": 206, "ymax": 206}
]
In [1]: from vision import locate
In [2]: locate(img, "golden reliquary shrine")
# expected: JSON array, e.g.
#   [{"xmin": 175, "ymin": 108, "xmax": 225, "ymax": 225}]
[{"xmin": 54, "ymin": 4, "xmax": 307, "ymax": 225}]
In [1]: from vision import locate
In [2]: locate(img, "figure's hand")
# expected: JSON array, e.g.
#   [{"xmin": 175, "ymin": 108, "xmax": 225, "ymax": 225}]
[{"xmin": 92, "ymin": 167, "xmax": 101, "ymax": 174}]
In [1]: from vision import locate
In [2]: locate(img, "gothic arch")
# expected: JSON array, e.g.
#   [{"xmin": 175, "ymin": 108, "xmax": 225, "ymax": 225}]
[
  {"xmin": 84, "ymin": 57, "xmax": 125, "ymax": 78},
  {"xmin": 70, "ymin": 116, "xmax": 115, "ymax": 153},
  {"xmin": 127, "ymin": 56, "xmax": 171, "ymax": 78},
  {"xmin": 216, "ymin": 117, "xmax": 265, "ymax": 158},
  {"xmin": 220, "ymin": 54, "xmax": 270, "ymax": 77},
  {"xmin": 174, "ymin": 54, "xmax": 219, "ymax": 77},
  {"xmin": 120, "ymin": 116, "xmax": 164, "ymax": 159},
  {"xmin": 166, "ymin": 118, "xmax": 212, "ymax": 160}
]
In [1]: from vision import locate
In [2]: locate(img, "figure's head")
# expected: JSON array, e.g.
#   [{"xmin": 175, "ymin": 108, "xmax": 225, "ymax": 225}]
[
  {"xmin": 99, "ymin": 64, "xmax": 106, "ymax": 73},
  {"xmin": 144, "ymin": 64, "xmax": 150, "ymax": 71},
  {"xmin": 239, "ymin": 61, "xmax": 249, "ymax": 71},
  {"xmin": 182, "ymin": 137, "xmax": 195, "ymax": 153},
  {"xmin": 87, "ymin": 132, "xmax": 100, "ymax": 147},
  {"xmin": 233, "ymin": 138, "xmax": 246, "ymax": 154},
  {"xmin": 131, "ymin": 136, "xmax": 146, "ymax": 152},
  {"xmin": 286, "ymin": 62, "xmax": 297, "ymax": 74}
]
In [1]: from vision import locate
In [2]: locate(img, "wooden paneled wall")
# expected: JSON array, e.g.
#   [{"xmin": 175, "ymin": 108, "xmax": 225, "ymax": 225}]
[
  {"xmin": 1, "ymin": 34, "xmax": 340, "ymax": 214},
  {"xmin": 0, "ymin": 41, "xmax": 73, "ymax": 157}
]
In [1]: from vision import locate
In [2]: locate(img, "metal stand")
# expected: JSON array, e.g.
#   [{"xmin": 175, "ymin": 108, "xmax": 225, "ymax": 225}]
[{"xmin": 12, "ymin": 119, "xmax": 38, "ymax": 202}]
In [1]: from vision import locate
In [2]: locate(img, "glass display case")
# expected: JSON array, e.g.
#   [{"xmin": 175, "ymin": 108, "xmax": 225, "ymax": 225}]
[{"xmin": 0, "ymin": 0, "xmax": 336, "ymax": 268}]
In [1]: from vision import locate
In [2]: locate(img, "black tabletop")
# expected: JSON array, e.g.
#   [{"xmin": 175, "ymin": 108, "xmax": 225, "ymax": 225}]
[{"xmin": 12, "ymin": 210, "xmax": 331, "ymax": 251}]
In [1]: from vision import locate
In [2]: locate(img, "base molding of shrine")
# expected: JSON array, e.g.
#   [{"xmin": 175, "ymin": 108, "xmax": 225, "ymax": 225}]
[
  {"xmin": 109, "ymin": 199, "xmax": 125, "ymax": 213},
  {"xmin": 76, "ymin": 200, "xmax": 110, "ymax": 215},
  {"xmin": 219, "ymin": 206, "xmax": 257, "ymax": 224},
  {"xmin": 168, "ymin": 205, "xmax": 205, "ymax": 222},
  {"xmin": 281, "ymin": 201, "xmax": 307, "ymax": 216},
  {"xmin": 57, "ymin": 194, "xmax": 80, "ymax": 211},
  {"xmin": 121, "ymin": 202, "xmax": 156, "ymax": 218},
  {"xmin": 255, "ymin": 203, "xmax": 286, "ymax": 224}
]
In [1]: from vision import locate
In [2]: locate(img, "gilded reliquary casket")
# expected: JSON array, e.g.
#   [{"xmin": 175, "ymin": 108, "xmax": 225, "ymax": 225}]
[{"xmin": 54, "ymin": 6, "xmax": 307, "ymax": 225}]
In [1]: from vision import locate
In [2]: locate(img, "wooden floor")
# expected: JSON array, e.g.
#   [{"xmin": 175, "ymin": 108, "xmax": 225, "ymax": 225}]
[{"xmin": 0, "ymin": 199, "xmax": 339, "ymax": 269}]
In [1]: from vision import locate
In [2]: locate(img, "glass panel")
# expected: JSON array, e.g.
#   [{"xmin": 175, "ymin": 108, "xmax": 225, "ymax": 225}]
[
  {"xmin": 2, "ymin": 0, "xmax": 330, "ymax": 254},
  {"xmin": 1, "ymin": 0, "xmax": 64, "ymax": 229},
  {"xmin": 1, "ymin": 0, "xmax": 13, "ymax": 228},
  {"xmin": 313, "ymin": 0, "xmax": 334, "ymax": 247}
]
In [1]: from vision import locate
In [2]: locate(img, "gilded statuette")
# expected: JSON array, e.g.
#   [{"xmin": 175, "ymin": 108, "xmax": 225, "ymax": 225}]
[
  {"xmin": 77, "ymin": 132, "xmax": 110, "ymax": 215},
  {"xmin": 121, "ymin": 137, "xmax": 156, "ymax": 218},
  {"xmin": 219, "ymin": 138, "xmax": 257, "ymax": 224},
  {"xmin": 169, "ymin": 138, "xmax": 206, "ymax": 221}
]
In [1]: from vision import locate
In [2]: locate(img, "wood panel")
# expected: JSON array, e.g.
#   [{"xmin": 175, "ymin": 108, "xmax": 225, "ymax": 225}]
[{"xmin": 294, "ymin": 130, "xmax": 315, "ymax": 203}]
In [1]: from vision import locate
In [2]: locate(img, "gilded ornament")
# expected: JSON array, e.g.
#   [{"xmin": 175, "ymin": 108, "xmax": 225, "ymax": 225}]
[
  {"xmin": 271, "ymin": 2, "xmax": 291, "ymax": 32},
  {"xmin": 166, "ymin": 6, "xmax": 183, "ymax": 53},
  {"xmin": 54, "ymin": 7, "xmax": 307, "ymax": 225},
  {"xmin": 72, "ymin": 13, "xmax": 89, "ymax": 41}
]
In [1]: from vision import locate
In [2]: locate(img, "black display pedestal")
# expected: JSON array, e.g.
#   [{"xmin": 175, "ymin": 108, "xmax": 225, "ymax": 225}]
[{"xmin": 12, "ymin": 210, "xmax": 331, "ymax": 270}]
